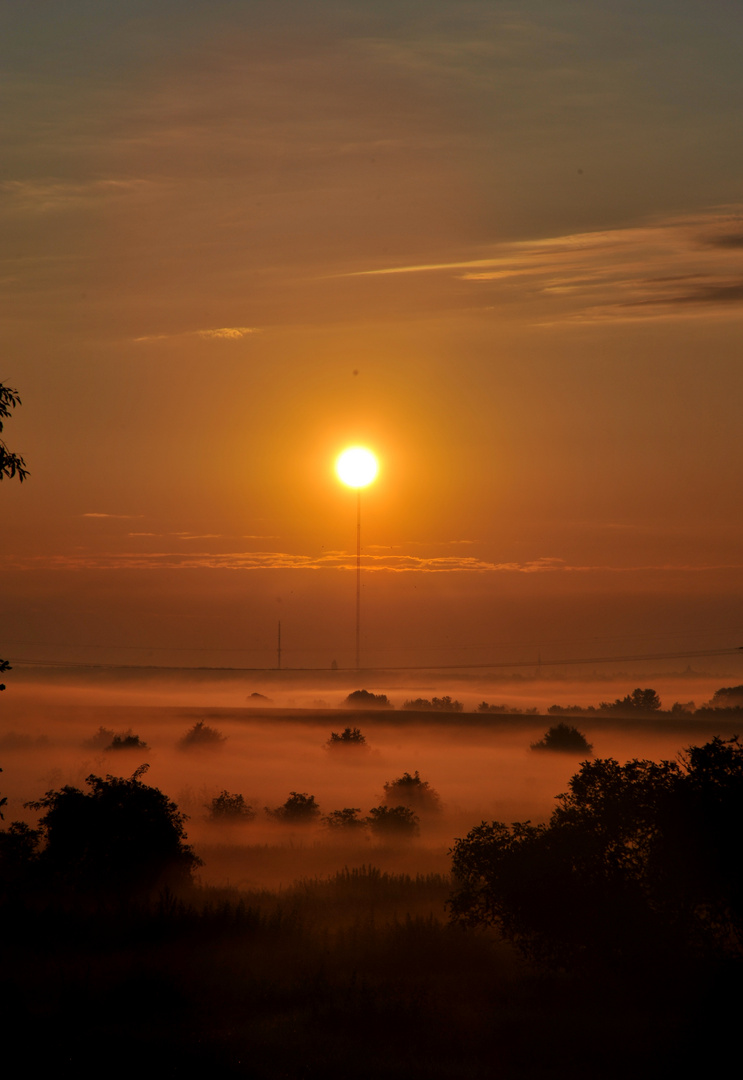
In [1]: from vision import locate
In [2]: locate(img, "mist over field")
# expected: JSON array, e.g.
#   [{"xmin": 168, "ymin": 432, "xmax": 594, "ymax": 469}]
[{"xmin": 3, "ymin": 669, "xmax": 740, "ymax": 889}]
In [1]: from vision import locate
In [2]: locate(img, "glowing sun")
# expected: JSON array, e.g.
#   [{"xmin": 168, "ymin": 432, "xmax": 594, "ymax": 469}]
[{"xmin": 335, "ymin": 446, "xmax": 378, "ymax": 488}]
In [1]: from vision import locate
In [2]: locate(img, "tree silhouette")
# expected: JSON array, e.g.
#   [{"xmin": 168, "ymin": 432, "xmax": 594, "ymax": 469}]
[
  {"xmin": 322, "ymin": 807, "xmax": 366, "ymax": 829},
  {"xmin": 207, "ymin": 791, "xmax": 255, "ymax": 822},
  {"xmin": 179, "ymin": 720, "xmax": 226, "ymax": 749},
  {"xmin": 366, "ymin": 804, "xmax": 420, "ymax": 838},
  {"xmin": 327, "ymin": 726, "xmax": 368, "ymax": 749},
  {"xmin": 708, "ymin": 685, "xmax": 743, "ymax": 708},
  {"xmin": 25, "ymin": 765, "xmax": 200, "ymax": 899},
  {"xmin": 450, "ymin": 737, "xmax": 743, "ymax": 972},
  {"xmin": 0, "ymin": 383, "xmax": 29, "ymax": 483},
  {"xmin": 106, "ymin": 730, "xmax": 148, "ymax": 751},
  {"xmin": 531, "ymin": 723, "xmax": 593, "ymax": 753},
  {"xmin": 344, "ymin": 689, "xmax": 391, "ymax": 708},
  {"xmin": 266, "ymin": 791, "xmax": 321, "ymax": 824},
  {"xmin": 383, "ymin": 770, "xmax": 441, "ymax": 814},
  {"xmin": 402, "ymin": 696, "xmax": 463, "ymax": 712},
  {"xmin": 600, "ymin": 688, "xmax": 662, "ymax": 714},
  {"xmin": 0, "ymin": 384, "xmax": 28, "ymax": 687}
]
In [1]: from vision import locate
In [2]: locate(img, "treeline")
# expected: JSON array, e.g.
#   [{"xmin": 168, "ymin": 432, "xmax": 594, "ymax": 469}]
[
  {"xmin": 347, "ymin": 685, "xmax": 743, "ymax": 716},
  {"xmin": 548, "ymin": 684, "xmax": 743, "ymax": 718}
]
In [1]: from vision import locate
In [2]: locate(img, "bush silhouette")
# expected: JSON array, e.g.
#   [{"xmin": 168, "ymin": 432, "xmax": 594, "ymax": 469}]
[
  {"xmin": 531, "ymin": 723, "xmax": 593, "ymax": 753},
  {"xmin": 322, "ymin": 807, "xmax": 366, "ymax": 829},
  {"xmin": 344, "ymin": 689, "xmax": 391, "ymax": 708},
  {"xmin": 25, "ymin": 765, "xmax": 200, "ymax": 899},
  {"xmin": 366, "ymin": 805, "xmax": 420, "ymax": 838},
  {"xmin": 106, "ymin": 731, "xmax": 148, "ymax": 751},
  {"xmin": 0, "ymin": 820, "xmax": 41, "ymax": 893},
  {"xmin": 450, "ymin": 737, "xmax": 743, "ymax": 973},
  {"xmin": 266, "ymin": 791, "xmax": 321, "ymax": 824},
  {"xmin": 85, "ymin": 726, "xmax": 115, "ymax": 749},
  {"xmin": 383, "ymin": 770, "xmax": 441, "ymax": 813},
  {"xmin": 179, "ymin": 720, "xmax": 226, "ymax": 749},
  {"xmin": 327, "ymin": 726, "xmax": 368, "ymax": 749},
  {"xmin": 206, "ymin": 791, "xmax": 255, "ymax": 822}
]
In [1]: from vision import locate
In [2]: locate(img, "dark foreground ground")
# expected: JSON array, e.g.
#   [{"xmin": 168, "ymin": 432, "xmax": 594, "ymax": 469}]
[
  {"xmin": 5, "ymin": 866, "xmax": 739, "ymax": 1080},
  {"xmin": 3, "ymin": 688, "xmax": 742, "ymax": 1077}
]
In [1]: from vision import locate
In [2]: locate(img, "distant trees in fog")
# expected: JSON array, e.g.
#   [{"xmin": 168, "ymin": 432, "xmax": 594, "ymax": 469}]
[
  {"xmin": 266, "ymin": 791, "xmax": 322, "ymax": 824},
  {"xmin": 344, "ymin": 689, "xmax": 391, "ymax": 708},
  {"xmin": 322, "ymin": 807, "xmax": 366, "ymax": 829},
  {"xmin": 367, "ymin": 805, "xmax": 420, "ymax": 838},
  {"xmin": 708, "ymin": 684, "xmax": 743, "ymax": 708},
  {"xmin": 106, "ymin": 731, "xmax": 149, "ymax": 751},
  {"xmin": 599, "ymin": 688, "xmax": 662, "ymax": 714},
  {"xmin": 531, "ymin": 724, "xmax": 593, "ymax": 754},
  {"xmin": 383, "ymin": 770, "xmax": 441, "ymax": 814},
  {"xmin": 321, "ymin": 804, "xmax": 420, "ymax": 837},
  {"xmin": 478, "ymin": 702, "xmax": 538, "ymax": 715},
  {"xmin": 84, "ymin": 727, "xmax": 148, "ymax": 751},
  {"xmin": 85, "ymin": 726, "xmax": 116, "ymax": 749},
  {"xmin": 548, "ymin": 688, "xmax": 664, "ymax": 717},
  {"xmin": 326, "ymin": 726, "xmax": 368, "ymax": 749},
  {"xmin": 179, "ymin": 720, "xmax": 226, "ymax": 749},
  {"xmin": 207, "ymin": 791, "xmax": 255, "ymax": 822},
  {"xmin": 403, "ymin": 696, "xmax": 463, "ymax": 713}
]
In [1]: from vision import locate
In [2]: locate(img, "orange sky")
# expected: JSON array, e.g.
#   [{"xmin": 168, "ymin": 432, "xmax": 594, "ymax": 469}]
[{"xmin": 2, "ymin": 1, "xmax": 743, "ymax": 671}]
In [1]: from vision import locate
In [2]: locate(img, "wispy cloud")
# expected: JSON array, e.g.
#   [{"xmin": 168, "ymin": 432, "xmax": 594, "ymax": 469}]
[
  {"xmin": 344, "ymin": 206, "xmax": 743, "ymax": 322},
  {"xmin": 83, "ymin": 512, "xmax": 142, "ymax": 520},
  {"xmin": 8, "ymin": 551, "xmax": 743, "ymax": 575},
  {"xmin": 0, "ymin": 178, "xmax": 153, "ymax": 214},
  {"xmin": 134, "ymin": 326, "xmax": 259, "ymax": 343},
  {"xmin": 127, "ymin": 531, "xmax": 278, "ymax": 540}
]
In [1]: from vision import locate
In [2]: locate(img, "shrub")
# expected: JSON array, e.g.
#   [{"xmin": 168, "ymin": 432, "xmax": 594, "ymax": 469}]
[
  {"xmin": 178, "ymin": 720, "xmax": 226, "ymax": 749},
  {"xmin": 322, "ymin": 807, "xmax": 366, "ymax": 829},
  {"xmin": 383, "ymin": 770, "xmax": 441, "ymax": 813},
  {"xmin": 366, "ymin": 805, "xmax": 420, "ymax": 838},
  {"xmin": 449, "ymin": 737, "xmax": 743, "ymax": 973},
  {"xmin": 530, "ymin": 724, "xmax": 593, "ymax": 754},
  {"xmin": 327, "ymin": 726, "xmax": 367, "ymax": 749},
  {"xmin": 670, "ymin": 701, "xmax": 696, "ymax": 715},
  {"xmin": 402, "ymin": 696, "xmax": 463, "ymax": 712},
  {"xmin": 106, "ymin": 731, "xmax": 149, "ymax": 751},
  {"xmin": 266, "ymin": 791, "xmax": 321, "ymax": 824},
  {"xmin": 0, "ymin": 820, "xmax": 41, "ymax": 891},
  {"xmin": 206, "ymin": 791, "xmax": 255, "ymax": 822},
  {"xmin": 24, "ymin": 765, "xmax": 200, "ymax": 898},
  {"xmin": 344, "ymin": 689, "xmax": 391, "ymax": 708},
  {"xmin": 85, "ymin": 726, "xmax": 116, "ymax": 749}
]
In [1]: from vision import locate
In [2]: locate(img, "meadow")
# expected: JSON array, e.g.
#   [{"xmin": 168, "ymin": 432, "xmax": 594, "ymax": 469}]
[{"xmin": 2, "ymin": 675, "xmax": 741, "ymax": 1077}]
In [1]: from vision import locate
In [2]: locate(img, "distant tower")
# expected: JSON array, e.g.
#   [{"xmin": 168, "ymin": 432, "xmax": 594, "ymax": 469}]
[{"xmin": 277, "ymin": 620, "xmax": 282, "ymax": 670}]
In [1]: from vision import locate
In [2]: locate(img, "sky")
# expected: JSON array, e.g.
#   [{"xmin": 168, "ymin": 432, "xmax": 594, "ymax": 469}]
[{"xmin": 2, "ymin": 0, "xmax": 743, "ymax": 673}]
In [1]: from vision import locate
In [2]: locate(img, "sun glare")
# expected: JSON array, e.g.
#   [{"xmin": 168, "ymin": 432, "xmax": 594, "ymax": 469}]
[{"xmin": 335, "ymin": 446, "xmax": 378, "ymax": 488}]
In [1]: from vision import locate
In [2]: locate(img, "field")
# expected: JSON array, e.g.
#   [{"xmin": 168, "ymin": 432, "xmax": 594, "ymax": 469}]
[{"xmin": 2, "ymin": 676, "xmax": 741, "ymax": 1077}]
